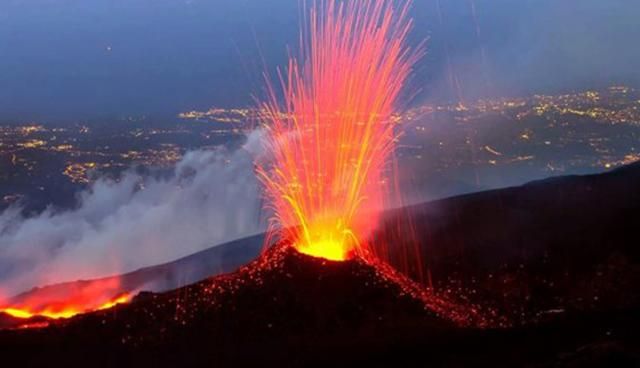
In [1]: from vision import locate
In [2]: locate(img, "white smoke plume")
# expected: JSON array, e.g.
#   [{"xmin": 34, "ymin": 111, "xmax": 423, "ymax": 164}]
[{"xmin": 0, "ymin": 130, "xmax": 266, "ymax": 297}]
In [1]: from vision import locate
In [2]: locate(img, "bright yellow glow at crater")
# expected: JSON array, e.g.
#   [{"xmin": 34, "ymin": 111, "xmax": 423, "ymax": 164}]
[{"xmin": 296, "ymin": 238, "xmax": 351, "ymax": 261}]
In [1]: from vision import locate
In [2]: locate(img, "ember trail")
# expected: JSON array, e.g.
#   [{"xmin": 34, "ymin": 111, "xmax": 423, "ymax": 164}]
[{"xmin": 258, "ymin": 0, "xmax": 423, "ymax": 261}]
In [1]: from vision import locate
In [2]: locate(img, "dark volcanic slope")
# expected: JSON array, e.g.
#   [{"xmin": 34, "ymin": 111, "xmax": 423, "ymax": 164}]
[
  {"xmin": 0, "ymin": 244, "xmax": 476, "ymax": 367},
  {"xmin": 377, "ymin": 162, "xmax": 640, "ymax": 324},
  {"xmin": 2, "ymin": 245, "xmax": 638, "ymax": 367},
  {"xmin": 1, "ymin": 165, "xmax": 640, "ymax": 366},
  {"xmin": 7, "ymin": 163, "xmax": 640, "ymax": 330},
  {"xmin": 0, "ymin": 234, "xmax": 264, "ymax": 324}
]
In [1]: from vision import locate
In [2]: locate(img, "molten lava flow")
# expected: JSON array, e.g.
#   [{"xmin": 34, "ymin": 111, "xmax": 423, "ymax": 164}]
[
  {"xmin": 1, "ymin": 293, "xmax": 132, "ymax": 320},
  {"xmin": 0, "ymin": 277, "xmax": 133, "ymax": 321},
  {"xmin": 258, "ymin": 0, "xmax": 423, "ymax": 261}
]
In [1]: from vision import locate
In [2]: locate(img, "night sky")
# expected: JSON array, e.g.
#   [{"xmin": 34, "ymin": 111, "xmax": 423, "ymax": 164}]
[{"xmin": 0, "ymin": 0, "xmax": 638, "ymax": 121}]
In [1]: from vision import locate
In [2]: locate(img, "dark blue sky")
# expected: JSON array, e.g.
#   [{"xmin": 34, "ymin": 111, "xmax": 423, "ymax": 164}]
[{"xmin": 0, "ymin": 0, "xmax": 638, "ymax": 122}]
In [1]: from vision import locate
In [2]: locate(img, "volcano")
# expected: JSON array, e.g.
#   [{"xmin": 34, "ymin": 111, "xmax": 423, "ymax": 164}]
[
  {"xmin": 0, "ymin": 242, "xmax": 488, "ymax": 366},
  {"xmin": 2, "ymin": 241, "xmax": 638, "ymax": 367},
  {"xmin": 2, "ymin": 166, "xmax": 640, "ymax": 366}
]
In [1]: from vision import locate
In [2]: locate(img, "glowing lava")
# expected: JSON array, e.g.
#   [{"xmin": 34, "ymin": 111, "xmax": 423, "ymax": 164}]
[
  {"xmin": 296, "ymin": 238, "xmax": 350, "ymax": 261},
  {"xmin": 1, "ymin": 293, "xmax": 132, "ymax": 320},
  {"xmin": 0, "ymin": 277, "xmax": 134, "ymax": 323},
  {"xmin": 258, "ymin": 0, "xmax": 423, "ymax": 261}
]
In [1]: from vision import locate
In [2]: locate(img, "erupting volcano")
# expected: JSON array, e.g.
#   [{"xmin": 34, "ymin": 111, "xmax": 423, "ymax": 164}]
[
  {"xmin": 257, "ymin": 0, "xmax": 423, "ymax": 262},
  {"xmin": 1, "ymin": 0, "xmax": 423, "ymax": 330},
  {"xmin": 1, "ymin": 0, "xmax": 426, "ymax": 332},
  {"xmin": 1, "ymin": 0, "xmax": 639, "ymax": 366}
]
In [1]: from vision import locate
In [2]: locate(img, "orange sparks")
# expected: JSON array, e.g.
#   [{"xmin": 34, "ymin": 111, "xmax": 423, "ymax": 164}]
[{"xmin": 258, "ymin": 1, "xmax": 423, "ymax": 261}]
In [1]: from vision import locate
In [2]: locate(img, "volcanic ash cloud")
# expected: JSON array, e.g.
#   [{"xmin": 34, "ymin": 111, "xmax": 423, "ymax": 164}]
[{"xmin": 0, "ymin": 130, "xmax": 266, "ymax": 298}]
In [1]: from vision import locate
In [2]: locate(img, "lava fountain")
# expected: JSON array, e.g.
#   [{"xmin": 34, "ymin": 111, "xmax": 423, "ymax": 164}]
[{"xmin": 257, "ymin": 0, "xmax": 424, "ymax": 262}]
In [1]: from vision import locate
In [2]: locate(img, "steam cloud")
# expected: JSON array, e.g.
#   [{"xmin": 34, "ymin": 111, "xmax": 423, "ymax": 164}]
[{"xmin": 0, "ymin": 131, "xmax": 266, "ymax": 297}]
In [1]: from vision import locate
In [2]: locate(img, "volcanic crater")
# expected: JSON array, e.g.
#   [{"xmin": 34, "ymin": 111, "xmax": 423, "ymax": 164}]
[{"xmin": 0, "ymin": 242, "xmax": 494, "ymax": 366}]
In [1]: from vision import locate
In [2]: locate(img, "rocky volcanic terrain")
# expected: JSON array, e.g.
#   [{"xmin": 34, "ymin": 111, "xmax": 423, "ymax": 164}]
[{"xmin": 1, "ymin": 164, "xmax": 639, "ymax": 367}]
